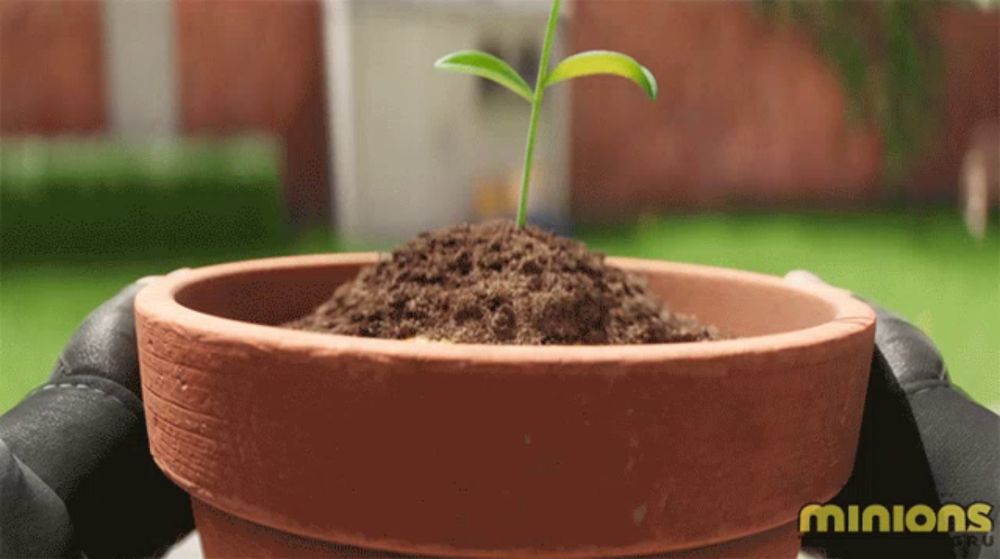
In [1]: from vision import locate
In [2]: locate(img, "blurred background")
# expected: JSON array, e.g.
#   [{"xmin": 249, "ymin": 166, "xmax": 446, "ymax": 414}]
[{"xmin": 1, "ymin": 0, "xmax": 997, "ymax": 412}]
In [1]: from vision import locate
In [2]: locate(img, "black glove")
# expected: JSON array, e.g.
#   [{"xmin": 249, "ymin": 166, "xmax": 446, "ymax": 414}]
[
  {"xmin": 0, "ymin": 282, "xmax": 193, "ymax": 558},
  {"xmin": 788, "ymin": 272, "xmax": 1000, "ymax": 559}
]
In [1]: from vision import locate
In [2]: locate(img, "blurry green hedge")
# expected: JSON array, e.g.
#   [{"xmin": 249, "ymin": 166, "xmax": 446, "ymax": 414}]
[{"xmin": 1, "ymin": 138, "xmax": 287, "ymax": 261}]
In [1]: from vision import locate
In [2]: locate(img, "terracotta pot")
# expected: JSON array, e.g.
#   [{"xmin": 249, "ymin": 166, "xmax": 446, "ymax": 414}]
[{"xmin": 135, "ymin": 254, "xmax": 875, "ymax": 558}]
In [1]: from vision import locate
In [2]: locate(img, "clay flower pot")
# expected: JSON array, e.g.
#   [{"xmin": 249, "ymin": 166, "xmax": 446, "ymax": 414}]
[{"xmin": 135, "ymin": 254, "xmax": 875, "ymax": 558}]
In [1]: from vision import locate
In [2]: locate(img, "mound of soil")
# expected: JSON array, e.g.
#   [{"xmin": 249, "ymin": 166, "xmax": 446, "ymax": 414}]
[{"xmin": 286, "ymin": 220, "xmax": 719, "ymax": 345}]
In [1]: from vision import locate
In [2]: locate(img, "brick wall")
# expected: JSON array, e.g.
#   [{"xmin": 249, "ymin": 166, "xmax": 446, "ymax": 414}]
[
  {"xmin": 911, "ymin": 6, "xmax": 1000, "ymax": 198},
  {"xmin": 0, "ymin": 0, "xmax": 331, "ymax": 225},
  {"xmin": 174, "ymin": 0, "xmax": 330, "ymax": 225},
  {"xmin": 569, "ymin": 1, "xmax": 999, "ymax": 221},
  {"xmin": 2, "ymin": 0, "xmax": 995, "ymax": 223},
  {"xmin": 1, "ymin": 0, "xmax": 105, "ymax": 134},
  {"xmin": 175, "ymin": 0, "xmax": 325, "ymax": 134}
]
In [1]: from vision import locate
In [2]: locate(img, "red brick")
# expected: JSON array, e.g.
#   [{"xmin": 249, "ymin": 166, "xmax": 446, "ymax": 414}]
[{"xmin": 0, "ymin": 0, "xmax": 105, "ymax": 134}]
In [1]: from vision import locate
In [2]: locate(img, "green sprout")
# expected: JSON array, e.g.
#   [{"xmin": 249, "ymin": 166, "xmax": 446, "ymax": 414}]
[{"xmin": 435, "ymin": 0, "xmax": 658, "ymax": 229}]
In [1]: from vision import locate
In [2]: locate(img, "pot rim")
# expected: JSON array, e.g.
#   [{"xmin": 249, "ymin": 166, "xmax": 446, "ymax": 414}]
[{"xmin": 136, "ymin": 253, "xmax": 875, "ymax": 364}]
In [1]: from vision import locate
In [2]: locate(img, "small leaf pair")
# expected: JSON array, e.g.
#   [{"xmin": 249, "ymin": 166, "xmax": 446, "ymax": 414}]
[
  {"xmin": 434, "ymin": 49, "xmax": 658, "ymax": 102},
  {"xmin": 434, "ymin": 0, "xmax": 658, "ymax": 228}
]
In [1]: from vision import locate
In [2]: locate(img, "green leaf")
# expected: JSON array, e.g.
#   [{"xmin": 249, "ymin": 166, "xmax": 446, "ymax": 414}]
[
  {"xmin": 545, "ymin": 50, "xmax": 658, "ymax": 100},
  {"xmin": 434, "ymin": 50, "xmax": 534, "ymax": 102}
]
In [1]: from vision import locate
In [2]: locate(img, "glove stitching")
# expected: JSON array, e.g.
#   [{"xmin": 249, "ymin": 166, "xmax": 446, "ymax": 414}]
[
  {"xmin": 28, "ymin": 383, "xmax": 140, "ymax": 422},
  {"xmin": 905, "ymin": 379, "xmax": 953, "ymax": 398}
]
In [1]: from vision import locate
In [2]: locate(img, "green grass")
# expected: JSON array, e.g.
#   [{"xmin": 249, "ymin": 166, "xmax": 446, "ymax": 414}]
[{"xmin": 1, "ymin": 211, "xmax": 997, "ymax": 413}]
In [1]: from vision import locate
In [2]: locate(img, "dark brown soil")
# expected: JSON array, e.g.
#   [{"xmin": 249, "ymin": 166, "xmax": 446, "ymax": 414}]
[{"xmin": 286, "ymin": 220, "xmax": 719, "ymax": 345}]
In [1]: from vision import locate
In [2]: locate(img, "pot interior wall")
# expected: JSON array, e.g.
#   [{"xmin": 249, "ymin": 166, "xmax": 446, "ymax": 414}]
[
  {"xmin": 634, "ymin": 262, "xmax": 839, "ymax": 337},
  {"xmin": 175, "ymin": 261, "xmax": 369, "ymax": 326},
  {"xmin": 174, "ymin": 257, "xmax": 838, "ymax": 339}
]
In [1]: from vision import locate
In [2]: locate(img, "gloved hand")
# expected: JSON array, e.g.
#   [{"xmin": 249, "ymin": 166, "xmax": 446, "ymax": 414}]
[
  {"xmin": 1, "ymin": 275, "xmax": 996, "ymax": 558},
  {"xmin": 0, "ymin": 281, "xmax": 193, "ymax": 558},
  {"xmin": 788, "ymin": 271, "xmax": 1000, "ymax": 559}
]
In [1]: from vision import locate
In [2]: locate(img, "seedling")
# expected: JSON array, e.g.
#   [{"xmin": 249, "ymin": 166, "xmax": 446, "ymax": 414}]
[{"xmin": 435, "ymin": 0, "xmax": 658, "ymax": 228}]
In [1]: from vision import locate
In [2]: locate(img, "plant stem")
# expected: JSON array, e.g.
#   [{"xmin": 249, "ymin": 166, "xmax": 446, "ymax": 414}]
[{"xmin": 516, "ymin": 0, "xmax": 562, "ymax": 229}]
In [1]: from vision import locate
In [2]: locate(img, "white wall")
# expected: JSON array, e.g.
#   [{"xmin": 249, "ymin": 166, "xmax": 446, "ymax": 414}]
[
  {"xmin": 103, "ymin": 0, "xmax": 178, "ymax": 138},
  {"xmin": 325, "ymin": 0, "xmax": 570, "ymax": 243}
]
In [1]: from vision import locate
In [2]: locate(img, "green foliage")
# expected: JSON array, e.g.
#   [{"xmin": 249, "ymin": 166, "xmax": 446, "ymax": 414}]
[
  {"xmin": 435, "ymin": 0, "xmax": 657, "ymax": 227},
  {"xmin": 756, "ymin": 1, "xmax": 944, "ymax": 192},
  {"xmin": 0, "ymin": 138, "xmax": 286, "ymax": 261}
]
